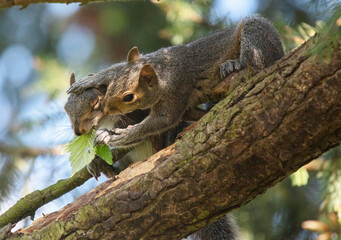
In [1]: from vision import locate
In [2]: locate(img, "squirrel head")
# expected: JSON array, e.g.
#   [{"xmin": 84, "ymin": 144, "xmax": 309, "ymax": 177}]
[
  {"xmin": 64, "ymin": 73, "xmax": 106, "ymax": 136},
  {"xmin": 101, "ymin": 63, "xmax": 160, "ymax": 115}
]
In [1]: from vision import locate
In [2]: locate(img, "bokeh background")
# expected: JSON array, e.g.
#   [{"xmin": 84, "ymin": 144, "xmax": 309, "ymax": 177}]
[{"xmin": 0, "ymin": 0, "xmax": 340, "ymax": 239}]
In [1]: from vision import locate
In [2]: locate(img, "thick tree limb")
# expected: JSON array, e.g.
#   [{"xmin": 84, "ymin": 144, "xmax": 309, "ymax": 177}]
[
  {"xmin": 0, "ymin": 0, "xmax": 135, "ymax": 9},
  {"xmin": 2, "ymin": 34, "xmax": 341, "ymax": 239}
]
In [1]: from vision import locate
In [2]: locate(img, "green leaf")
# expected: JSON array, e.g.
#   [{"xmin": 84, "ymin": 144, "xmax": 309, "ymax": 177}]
[
  {"xmin": 95, "ymin": 144, "xmax": 113, "ymax": 165},
  {"xmin": 290, "ymin": 167, "xmax": 309, "ymax": 187},
  {"xmin": 63, "ymin": 130, "xmax": 96, "ymax": 177}
]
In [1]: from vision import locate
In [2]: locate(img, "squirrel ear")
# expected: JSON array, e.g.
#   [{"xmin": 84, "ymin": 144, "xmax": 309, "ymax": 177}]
[
  {"xmin": 139, "ymin": 64, "xmax": 158, "ymax": 88},
  {"xmin": 70, "ymin": 73, "xmax": 76, "ymax": 86},
  {"xmin": 127, "ymin": 46, "xmax": 140, "ymax": 63}
]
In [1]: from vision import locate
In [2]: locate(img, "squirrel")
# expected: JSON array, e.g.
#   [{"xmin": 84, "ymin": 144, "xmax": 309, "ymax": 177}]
[
  {"xmin": 64, "ymin": 73, "xmax": 192, "ymax": 177},
  {"xmin": 65, "ymin": 75, "xmax": 239, "ymax": 239},
  {"xmin": 64, "ymin": 71, "xmax": 149, "ymax": 137},
  {"xmin": 64, "ymin": 73, "xmax": 158, "ymax": 179},
  {"xmin": 67, "ymin": 15, "xmax": 284, "ymax": 147},
  {"xmin": 65, "ymin": 72, "xmax": 202, "ymax": 144}
]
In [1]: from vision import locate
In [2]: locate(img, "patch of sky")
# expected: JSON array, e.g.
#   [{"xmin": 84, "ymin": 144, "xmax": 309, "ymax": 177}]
[
  {"xmin": 0, "ymin": 45, "xmax": 33, "ymax": 88},
  {"xmin": 47, "ymin": 3, "xmax": 80, "ymax": 18},
  {"xmin": 0, "ymin": 59, "xmax": 7, "ymax": 90},
  {"xmin": 0, "ymin": 95, "xmax": 12, "ymax": 138},
  {"xmin": 5, "ymin": 5, "xmax": 46, "ymax": 51},
  {"xmin": 0, "ymin": 44, "xmax": 34, "ymax": 138},
  {"xmin": 211, "ymin": 0, "xmax": 259, "ymax": 23},
  {"xmin": 19, "ymin": 97, "xmax": 74, "ymax": 147},
  {"xmin": 57, "ymin": 25, "xmax": 95, "ymax": 67}
]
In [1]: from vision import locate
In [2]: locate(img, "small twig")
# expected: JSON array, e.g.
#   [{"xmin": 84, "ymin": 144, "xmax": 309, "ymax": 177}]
[
  {"xmin": 0, "ymin": 167, "xmax": 92, "ymax": 228},
  {"xmin": 0, "ymin": 143, "xmax": 62, "ymax": 158}
]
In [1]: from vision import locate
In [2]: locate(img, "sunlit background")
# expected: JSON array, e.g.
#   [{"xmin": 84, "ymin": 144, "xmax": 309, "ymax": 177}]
[{"xmin": 0, "ymin": 0, "xmax": 340, "ymax": 239}]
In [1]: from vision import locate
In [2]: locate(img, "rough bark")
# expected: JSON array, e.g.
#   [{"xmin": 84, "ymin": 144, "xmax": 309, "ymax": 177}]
[{"xmin": 2, "ymin": 34, "xmax": 341, "ymax": 240}]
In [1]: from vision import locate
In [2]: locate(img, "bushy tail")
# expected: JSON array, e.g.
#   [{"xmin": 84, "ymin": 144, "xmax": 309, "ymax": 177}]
[{"xmin": 239, "ymin": 15, "xmax": 284, "ymax": 70}]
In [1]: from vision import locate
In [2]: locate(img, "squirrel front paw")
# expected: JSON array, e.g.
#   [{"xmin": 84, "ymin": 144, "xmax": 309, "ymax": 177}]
[
  {"xmin": 67, "ymin": 80, "xmax": 86, "ymax": 94},
  {"xmin": 94, "ymin": 128, "xmax": 142, "ymax": 147},
  {"xmin": 67, "ymin": 84, "xmax": 83, "ymax": 94},
  {"xmin": 220, "ymin": 60, "xmax": 243, "ymax": 79},
  {"xmin": 67, "ymin": 75, "xmax": 101, "ymax": 94},
  {"xmin": 94, "ymin": 128, "xmax": 115, "ymax": 146}
]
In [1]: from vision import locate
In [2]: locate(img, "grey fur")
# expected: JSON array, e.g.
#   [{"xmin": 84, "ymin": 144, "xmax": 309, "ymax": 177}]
[
  {"xmin": 67, "ymin": 15, "xmax": 283, "ymax": 147},
  {"xmin": 65, "ymin": 16, "xmax": 282, "ymax": 239},
  {"xmin": 185, "ymin": 215, "xmax": 239, "ymax": 240},
  {"xmin": 220, "ymin": 60, "xmax": 243, "ymax": 79},
  {"xmin": 65, "ymin": 88, "xmax": 239, "ymax": 239}
]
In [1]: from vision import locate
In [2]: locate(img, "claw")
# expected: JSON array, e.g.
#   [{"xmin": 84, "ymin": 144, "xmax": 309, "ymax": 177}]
[
  {"xmin": 220, "ymin": 63, "xmax": 229, "ymax": 79},
  {"xmin": 227, "ymin": 62, "xmax": 234, "ymax": 72},
  {"xmin": 220, "ymin": 67, "xmax": 224, "ymax": 79},
  {"xmin": 67, "ymin": 85, "xmax": 77, "ymax": 94},
  {"xmin": 220, "ymin": 59, "xmax": 244, "ymax": 79}
]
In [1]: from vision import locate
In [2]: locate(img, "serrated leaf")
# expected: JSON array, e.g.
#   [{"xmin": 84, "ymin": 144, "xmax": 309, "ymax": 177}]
[
  {"xmin": 63, "ymin": 130, "xmax": 96, "ymax": 177},
  {"xmin": 290, "ymin": 167, "xmax": 309, "ymax": 187},
  {"xmin": 95, "ymin": 144, "xmax": 113, "ymax": 165}
]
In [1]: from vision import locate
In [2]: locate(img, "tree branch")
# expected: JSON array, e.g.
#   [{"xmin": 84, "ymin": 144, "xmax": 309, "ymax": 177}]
[
  {"xmin": 0, "ymin": 149, "xmax": 129, "ymax": 228},
  {"xmin": 0, "ymin": 167, "xmax": 92, "ymax": 229},
  {"xmin": 2, "ymin": 33, "xmax": 341, "ymax": 239},
  {"xmin": 0, "ymin": 143, "xmax": 62, "ymax": 158},
  {"xmin": 0, "ymin": 0, "xmax": 136, "ymax": 9}
]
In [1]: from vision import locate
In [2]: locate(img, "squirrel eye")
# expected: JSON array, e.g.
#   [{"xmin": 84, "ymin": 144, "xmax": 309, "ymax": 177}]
[{"xmin": 123, "ymin": 94, "xmax": 134, "ymax": 102}]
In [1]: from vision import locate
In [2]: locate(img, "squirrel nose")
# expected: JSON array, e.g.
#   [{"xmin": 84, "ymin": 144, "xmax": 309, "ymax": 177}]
[
  {"xmin": 74, "ymin": 125, "xmax": 86, "ymax": 136},
  {"xmin": 75, "ymin": 129, "xmax": 82, "ymax": 136}
]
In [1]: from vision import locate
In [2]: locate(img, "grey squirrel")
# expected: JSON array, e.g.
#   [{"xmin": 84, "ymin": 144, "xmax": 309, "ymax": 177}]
[
  {"xmin": 66, "ymin": 15, "xmax": 283, "ymax": 239},
  {"xmin": 64, "ymin": 72, "xmax": 149, "ymax": 137},
  {"xmin": 64, "ymin": 76, "xmax": 239, "ymax": 240},
  {"xmin": 67, "ymin": 15, "xmax": 284, "ymax": 148},
  {"xmin": 65, "ymin": 75, "xmax": 239, "ymax": 240},
  {"xmin": 64, "ymin": 73, "xmax": 152, "ymax": 178},
  {"xmin": 64, "ymin": 73, "xmax": 184, "ymax": 178}
]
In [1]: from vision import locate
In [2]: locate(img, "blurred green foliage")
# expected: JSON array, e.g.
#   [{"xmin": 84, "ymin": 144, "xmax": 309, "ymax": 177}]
[
  {"xmin": 309, "ymin": 6, "xmax": 341, "ymax": 60},
  {"xmin": 290, "ymin": 167, "xmax": 309, "ymax": 187},
  {"xmin": 320, "ymin": 146, "xmax": 341, "ymax": 222}
]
